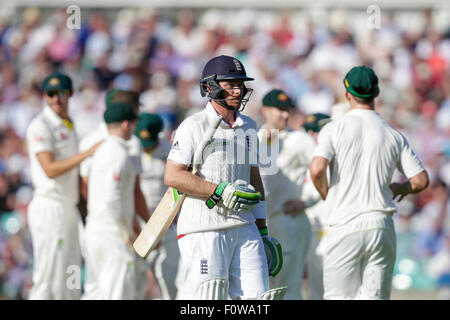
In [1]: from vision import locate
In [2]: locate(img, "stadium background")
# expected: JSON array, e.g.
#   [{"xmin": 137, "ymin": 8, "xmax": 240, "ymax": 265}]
[{"xmin": 0, "ymin": 0, "xmax": 449, "ymax": 300}]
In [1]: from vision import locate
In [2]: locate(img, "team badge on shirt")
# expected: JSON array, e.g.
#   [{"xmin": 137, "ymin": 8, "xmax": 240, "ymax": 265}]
[
  {"xmin": 113, "ymin": 171, "xmax": 121, "ymax": 181},
  {"xmin": 34, "ymin": 134, "xmax": 44, "ymax": 142}
]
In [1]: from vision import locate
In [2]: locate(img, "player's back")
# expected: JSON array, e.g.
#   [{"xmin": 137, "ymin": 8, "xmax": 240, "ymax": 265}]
[
  {"xmin": 87, "ymin": 136, "xmax": 135, "ymax": 230},
  {"xmin": 323, "ymin": 109, "xmax": 405, "ymax": 226}
]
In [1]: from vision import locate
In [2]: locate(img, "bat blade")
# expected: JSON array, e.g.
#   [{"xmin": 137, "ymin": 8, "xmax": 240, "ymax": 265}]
[
  {"xmin": 133, "ymin": 188, "xmax": 186, "ymax": 258},
  {"xmin": 133, "ymin": 114, "xmax": 222, "ymax": 258}
]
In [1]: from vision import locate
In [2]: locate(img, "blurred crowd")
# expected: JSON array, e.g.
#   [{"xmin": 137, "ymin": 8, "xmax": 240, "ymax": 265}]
[{"xmin": 0, "ymin": 5, "xmax": 449, "ymax": 299}]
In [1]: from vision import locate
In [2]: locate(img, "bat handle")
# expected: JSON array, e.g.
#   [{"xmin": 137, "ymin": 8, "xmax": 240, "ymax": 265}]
[{"xmin": 191, "ymin": 115, "xmax": 222, "ymax": 174}]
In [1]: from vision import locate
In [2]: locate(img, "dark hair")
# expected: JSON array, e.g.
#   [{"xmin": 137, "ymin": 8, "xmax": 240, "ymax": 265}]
[
  {"xmin": 109, "ymin": 90, "xmax": 140, "ymax": 110},
  {"xmin": 351, "ymin": 94, "xmax": 375, "ymax": 106}
]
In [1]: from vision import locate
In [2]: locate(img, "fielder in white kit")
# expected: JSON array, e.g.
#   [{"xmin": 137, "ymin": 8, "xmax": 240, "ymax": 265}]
[
  {"xmin": 310, "ymin": 66, "xmax": 429, "ymax": 299},
  {"xmin": 164, "ymin": 55, "xmax": 285, "ymax": 300},
  {"xmin": 82, "ymin": 102, "xmax": 139, "ymax": 299},
  {"xmin": 26, "ymin": 73, "xmax": 102, "ymax": 299},
  {"xmin": 79, "ymin": 89, "xmax": 150, "ymax": 226},
  {"xmin": 301, "ymin": 113, "xmax": 331, "ymax": 300},
  {"xmin": 258, "ymin": 89, "xmax": 319, "ymax": 299},
  {"xmin": 134, "ymin": 113, "xmax": 180, "ymax": 299}
]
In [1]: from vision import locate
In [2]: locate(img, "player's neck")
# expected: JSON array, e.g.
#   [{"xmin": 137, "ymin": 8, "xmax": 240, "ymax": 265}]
[
  {"xmin": 108, "ymin": 128, "xmax": 128, "ymax": 141},
  {"xmin": 211, "ymin": 101, "xmax": 236, "ymax": 127},
  {"xmin": 349, "ymin": 102, "xmax": 374, "ymax": 111}
]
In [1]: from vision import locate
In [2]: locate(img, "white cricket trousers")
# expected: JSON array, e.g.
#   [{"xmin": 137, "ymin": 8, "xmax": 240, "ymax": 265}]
[
  {"xmin": 323, "ymin": 212, "xmax": 396, "ymax": 300},
  {"xmin": 135, "ymin": 226, "xmax": 180, "ymax": 300},
  {"xmin": 81, "ymin": 223, "xmax": 136, "ymax": 300},
  {"xmin": 268, "ymin": 212, "xmax": 311, "ymax": 300},
  {"xmin": 306, "ymin": 226, "xmax": 327, "ymax": 300},
  {"xmin": 177, "ymin": 223, "xmax": 269, "ymax": 300},
  {"xmin": 27, "ymin": 196, "xmax": 82, "ymax": 300}
]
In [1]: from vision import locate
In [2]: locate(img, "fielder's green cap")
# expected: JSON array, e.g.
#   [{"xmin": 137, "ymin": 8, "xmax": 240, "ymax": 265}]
[
  {"xmin": 42, "ymin": 73, "xmax": 73, "ymax": 92},
  {"xmin": 134, "ymin": 113, "xmax": 163, "ymax": 149},
  {"xmin": 105, "ymin": 89, "xmax": 140, "ymax": 109},
  {"xmin": 303, "ymin": 113, "xmax": 331, "ymax": 132},
  {"xmin": 103, "ymin": 102, "xmax": 138, "ymax": 124},
  {"xmin": 343, "ymin": 66, "xmax": 380, "ymax": 98},
  {"xmin": 262, "ymin": 89, "xmax": 294, "ymax": 109}
]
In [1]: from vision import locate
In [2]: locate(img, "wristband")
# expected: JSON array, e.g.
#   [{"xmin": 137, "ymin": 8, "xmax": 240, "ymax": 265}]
[
  {"xmin": 206, "ymin": 182, "xmax": 228, "ymax": 209},
  {"xmin": 258, "ymin": 226, "xmax": 268, "ymax": 237}
]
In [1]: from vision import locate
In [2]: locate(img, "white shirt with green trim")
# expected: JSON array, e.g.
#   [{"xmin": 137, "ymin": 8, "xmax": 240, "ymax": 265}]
[
  {"xmin": 167, "ymin": 102, "xmax": 261, "ymax": 235},
  {"xmin": 79, "ymin": 121, "xmax": 143, "ymax": 178},
  {"xmin": 258, "ymin": 128, "xmax": 317, "ymax": 218},
  {"xmin": 87, "ymin": 135, "xmax": 136, "ymax": 234},
  {"xmin": 139, "ymin": 138, "xmax": 171, "ymax": 211},
  {"xmin": 313, "ymin": 109, "xmax": 425, "ymax": 227},
  {"xmin": 26, "ymin": 106, "xmax": 79, "ymax": 205}
]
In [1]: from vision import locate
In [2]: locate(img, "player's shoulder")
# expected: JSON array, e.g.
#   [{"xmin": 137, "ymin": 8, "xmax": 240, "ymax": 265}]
[
  {"xmin": 240, "ymin": 113, "xmax": 257, "ymax": 130},
  {"xmin": 287, "ymin": 129, "xmax": 310, "ymax": 139},
  {"xmin": 128, "ymin": 135, "xmax": 142, "ymax": 154},
  {"xmin": 103, "ymin": 137, "xmax": 129, "ymax": 158},
  {"xmin": 79, "ymin": 124, "xmax": 106, "ymax": 150},
  {"xmin": 27, "ymin": 111, "xmax": 45, "ymax": 129},
  {"xmin": 286, "ymin": 129, "xmax": 316, "ymax": 148},
  {"xmin": 26, "ymin": 112, "xmax": 49, "ymax": 136}
]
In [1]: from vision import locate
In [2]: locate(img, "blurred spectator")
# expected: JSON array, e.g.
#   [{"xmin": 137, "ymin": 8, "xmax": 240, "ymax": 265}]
[{"xmin": 0, "ymin": 5, "xmax": 448, "ymax": 299}]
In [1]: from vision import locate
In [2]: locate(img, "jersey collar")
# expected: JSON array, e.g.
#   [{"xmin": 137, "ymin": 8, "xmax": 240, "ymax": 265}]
[
  {"xmin": 43, "ymin": 105, "xmax": 67, "ymax": 127},
  {"xmin": 205, "ymin": 102, "xmax": 247, "ymax": 129},
  {"xmin": 107, "ymin": 134, "xmax": 129, "ymax": 147}
]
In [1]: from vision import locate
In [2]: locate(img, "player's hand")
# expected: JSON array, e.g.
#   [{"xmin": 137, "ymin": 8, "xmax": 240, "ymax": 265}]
[
  {"xmin": 222, "ymin": 180, "xmax": 261, "ymax": 213},
  {"xmin": 87, "ymin": 140, "xmax": 104, "ymax": 157},
  {"xmin": 389, "ymin": 182, "xmax": 410, "ymax": 202},
  {"xmin": 283, "ymin": 199, "xmax": 306, "ymax": 216},
  {"xmin": 259, "ymin": 227, "xmax": 283, "ymax": 277},
  {"xmin": 206, "ymin": 179, "xmax": 261, "ymax": 213}
]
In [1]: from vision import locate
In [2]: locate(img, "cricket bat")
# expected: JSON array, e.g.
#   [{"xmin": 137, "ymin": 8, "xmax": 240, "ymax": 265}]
[{"xmin": 133, "ymin": 114, "xmax": 222, "ymax": 258}]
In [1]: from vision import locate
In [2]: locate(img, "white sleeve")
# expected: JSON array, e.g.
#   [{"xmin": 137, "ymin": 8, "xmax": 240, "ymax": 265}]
[
  {"xmin": 128, "ymin": 136, "xmax": 143, "ymax": 174},
  {"xmin": 79, "ymin": 136, "xmax": 93, "ymax": 178},
  {"xmin": 26, "ymin": 120, "xmax": 54, "ymax": 155},
  {"xmin": 313, "ymin": 124, "xmax": 335, "ymax": 161},
  {"xmin": 397, "ymin": 134, "xmax": 425, "ymax": 179},
  {"xmin": 167, "ymin": 120, "xmax": 195, "ymax": 166}
]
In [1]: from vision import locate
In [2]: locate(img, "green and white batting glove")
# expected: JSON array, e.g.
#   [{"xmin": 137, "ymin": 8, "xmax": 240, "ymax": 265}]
[
  {"xmin": 206, "ymin": 179, "xmax": 261, "ymax": 213},
  {"xmin": 259, "ymin": 227, "xmax": 283, "ymax": 277}
]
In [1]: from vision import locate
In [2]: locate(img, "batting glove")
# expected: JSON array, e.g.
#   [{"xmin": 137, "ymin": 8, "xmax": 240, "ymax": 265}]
[
  {"xmin": 206, "ymin": 179, "xmax": 261, "ymax": 213},
  {"xmin": 259, "ymin": 227, "xmax": 283, "ymax": 277}
]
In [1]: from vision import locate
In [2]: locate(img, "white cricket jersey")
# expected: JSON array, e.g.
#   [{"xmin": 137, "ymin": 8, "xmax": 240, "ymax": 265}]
[
  {"xmin": 87, "ymin": 135, "xmax": 136, "ymax": 235},
  {"xmin": 26, "ymin": 106, "xmax": 79, "ymax": 205},
  {"xmin": 139, "ymin": 138, "xmax": 171, "ymax": 211},
  {"xmin": 258, "ymin": 128, "xmax": 317, "ymax": 218},
  {"xmin": 79, "ymin": 121, "xmax": 143, "ymax": 178},
  {"xmin": 314, "ymin": 109, "xmax": 425, "ymax": 227},
  {"xmin": 168, "ymin": 102, "xmax": 260, "ymax": 235}
]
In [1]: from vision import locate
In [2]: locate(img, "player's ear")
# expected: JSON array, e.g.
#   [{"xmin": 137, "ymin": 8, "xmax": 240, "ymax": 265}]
[
  {"xmin": 260, "ymin": 106, "xmax": 268, "ymax": 119},
  {"xmin": 344, "ymin": 91, "xmax": 351, "ymax": 101}
]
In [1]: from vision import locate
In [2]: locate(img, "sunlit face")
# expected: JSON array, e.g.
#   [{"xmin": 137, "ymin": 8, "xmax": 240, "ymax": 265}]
[
  {"xmin": 218, "ymin": 80, "xmax": 245, "ymax": 109},
  {"xmin": 45, "ymin": 90, "xmax": 72, "ymax": 116},
  {"xmin": 262, "ymin": 106, "xmax": 291, "ymax": 130}
]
